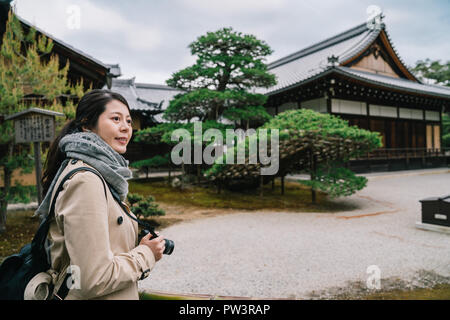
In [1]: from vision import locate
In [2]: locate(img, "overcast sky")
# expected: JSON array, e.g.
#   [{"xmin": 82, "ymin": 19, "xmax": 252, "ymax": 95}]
[{"xmin": 12, "ymin": 0, "xmax": 450, "ymax": 85}]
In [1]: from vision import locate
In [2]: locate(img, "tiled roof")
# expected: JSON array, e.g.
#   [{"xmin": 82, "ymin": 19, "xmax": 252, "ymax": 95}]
[
  {"xmin": 109, "ymin": 78, "xmax": 159, "ymax": 112},
  {"xmin": 106, "ymin": 64, "xmax": 122, "ymax": 78},
  {"xmin": 134, "ymin": 83, "xmax": 183, "ymax": 122},
  {"xmin": 261, "ymin": 20, "xmax": 450, "ymax": 100},
  {"xmin": 108, "ymin": 79, "xmax": 183, "ymax": 123},
  {"xmin": 261, "ymin": 22, "xmax": 378, "ymax": 95},
  {"xmin": 135, "ymin": 83, "xmax": 182, "ymax": 110}
]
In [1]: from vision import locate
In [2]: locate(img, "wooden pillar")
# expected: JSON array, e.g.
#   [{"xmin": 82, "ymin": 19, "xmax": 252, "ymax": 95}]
[
  {"xmin": 326, "ymin": 95, "xmax": 332, "ymax": 114},
  {"xmin": 181, "ymin": 163, "xmax": 185, "ymax": 190},
  {"xmin": 281, "ymin": 176, "xmax": 285, "ymax": 195},
  {"xmin": 168, "ymin": 167, "xmax": 171, "ymax": 185},
  {"xmin": 271, "ymin": 179, "xmax": 275, "ymax": 190},
  {"xmin": 440, "ymin": 108, "xmax": 443, "ymax": 154},
  {"xmin": 34, "ymin": 142, "xmax": 43, "ymax": 205},
  {"xmin": 405, "ymin": 153, "xmax": 410, "ymax": 170},
  {"xmin": 309, "ymin": 149, "xmax": 316, "ymax": 204},
  {"xmin": 366, "ymin": 102, "xmax": 370, "ymax": 133}
]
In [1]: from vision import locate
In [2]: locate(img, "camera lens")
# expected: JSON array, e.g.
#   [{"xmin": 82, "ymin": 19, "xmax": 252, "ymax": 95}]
[{"xmin": 163, "ymin": 239, "xmax": 174, "ymax": 255}]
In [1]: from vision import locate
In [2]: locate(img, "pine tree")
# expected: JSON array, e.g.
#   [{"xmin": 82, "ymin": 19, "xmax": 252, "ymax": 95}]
[
  {"xmin": 0, "ymin": 10, "xmax": 81, "ymax": 234},
  {"xmin": 164, "ymin": 27, "xmax": 276, "ymax": 125}
]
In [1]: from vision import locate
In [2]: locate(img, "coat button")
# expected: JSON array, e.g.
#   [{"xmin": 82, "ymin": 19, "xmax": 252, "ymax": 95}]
[
  {"xmin": 117, "ymin": 216, "xmax": 123, "ymax": 225},
  {"xmin": 71, "ymin": 159, "xmax": 78, "ymax": 164}
]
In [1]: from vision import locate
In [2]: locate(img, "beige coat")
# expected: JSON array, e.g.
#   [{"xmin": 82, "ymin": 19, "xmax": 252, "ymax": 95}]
[{"xmin": 47, "ymin": 159, "xmax": 155, "ymax": 300}]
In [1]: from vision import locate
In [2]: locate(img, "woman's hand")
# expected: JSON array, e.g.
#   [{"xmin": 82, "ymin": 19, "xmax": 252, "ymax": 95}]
[{"xmin": 139, "ymin": 232, "xmax": 165, "ymax": 262}]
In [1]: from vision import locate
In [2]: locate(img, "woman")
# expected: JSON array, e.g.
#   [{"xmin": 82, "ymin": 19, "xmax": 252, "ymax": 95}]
[{"xmin": 35, "ymin": 89, "xmax": 164, "ymax": 300}]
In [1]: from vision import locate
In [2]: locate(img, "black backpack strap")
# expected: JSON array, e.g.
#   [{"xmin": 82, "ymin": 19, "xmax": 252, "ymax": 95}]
[
  {"xmin": 32, "ymin": 167, "xmax": 107, "ymax": 255},
  {"xmin": 31, "ymin": 166, "xmax": 107, "ymax": 300}
]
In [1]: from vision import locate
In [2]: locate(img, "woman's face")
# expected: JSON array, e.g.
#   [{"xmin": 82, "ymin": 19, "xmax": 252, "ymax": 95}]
[{"xmin": 89, "ymin": 99, "xmax": 132, "ymax": 154}]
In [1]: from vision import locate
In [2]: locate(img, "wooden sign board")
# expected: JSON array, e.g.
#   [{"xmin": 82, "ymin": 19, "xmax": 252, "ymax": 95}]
[
  {"xmin": 14, "ymin": 113, "xmax": 55, "ymax": 143},
  {"xmin": 5, "ymin": 108, "xmax": 64, "ymax": 205},
  {"xmin": 6, "ymin": 108, "xmax": 64, "ymax": 144}
]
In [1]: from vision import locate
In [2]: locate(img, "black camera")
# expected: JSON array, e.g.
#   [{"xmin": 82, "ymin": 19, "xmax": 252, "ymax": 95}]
[{"xmin": 139, "ymin": 229, "xmax": 174, "ymax": 255}]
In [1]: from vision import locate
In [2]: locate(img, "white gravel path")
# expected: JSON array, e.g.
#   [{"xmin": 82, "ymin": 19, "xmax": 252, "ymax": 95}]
[{"xmin": 139, "ymin": 168, "xmax": 450, "ymax": 299}]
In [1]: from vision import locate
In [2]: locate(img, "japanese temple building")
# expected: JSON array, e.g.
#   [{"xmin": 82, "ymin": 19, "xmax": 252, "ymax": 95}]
[{"xmin": 261, "ymin": 17, "xmax": 450, "ymax": 171}]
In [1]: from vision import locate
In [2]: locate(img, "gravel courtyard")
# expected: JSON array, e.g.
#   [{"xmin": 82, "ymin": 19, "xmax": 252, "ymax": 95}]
[{"xmin": 139, "ymin": 168, "xmax": 450, "ymax": 299}]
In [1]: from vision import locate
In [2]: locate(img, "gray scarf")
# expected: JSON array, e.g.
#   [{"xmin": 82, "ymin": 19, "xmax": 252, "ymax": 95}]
[{"xmin": 34, "ymin": 132, "xmax": 132, "ymax": 220}]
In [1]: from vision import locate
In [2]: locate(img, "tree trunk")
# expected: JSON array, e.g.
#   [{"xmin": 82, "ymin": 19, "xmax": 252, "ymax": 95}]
[
  {"xmin": 0, "ymin": 200, "xmax": 7, "ymax": 235},
  {"xmin": 310, "ymin": 151, "xmax": 316, "ymax": 204},
  {"xmin": 181, "ymin": 163, "xmax": 185, "ymax": 190},
  {"xmin": 168, "ymin": 166, "xmax": 171, "ymax": 185},
  {"xmin": 33, "ymin": 141, "xmax": 43, "ymax": 205},
  {"xmin": 217, "ymin": 181, "xmax": 221, "ymax": 194},
  {"xmin": 259, "ymin": 174, "xmax": 264, "ymax": 197},
  {"xmin": 0, "ymin": 143, "xmax": 13, "ymax": 235}
]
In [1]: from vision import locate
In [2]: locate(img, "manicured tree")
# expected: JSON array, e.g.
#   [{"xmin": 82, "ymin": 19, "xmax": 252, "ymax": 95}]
[
  {"xmin": 206, "ymin": 109, "xmax": 382, "ymax": 203},
  {"xmin": 127, "ymin": 193, "xmax": 165, "ymax": 219},
  {"xmin": 164, "ymin": 27, "xmax": 276, "ymax": 124},
  {"xmin": 299, "ymin": 166, "xmax": 368, "ymax": 199},
  {"xmin": 0, "ymin": 10, "xmax": 81, "ymax": 234},
  {"xmin": 264, "ymin": 110, "xmax": 381, "ymax": 202},
  {"xmin": 130, "ymin": 154, "xmax": 170, "ymax": 179},
  {"xmin": 134, "ymin": 120, "xmax": 233, "ymax": 185},
  {"xmin": 135, "ymin": 27, "xmax": 276, "ymax": 184},
  {"xmin": 223, "ymin": 105, "xmax": 272, "ymax": 130}
]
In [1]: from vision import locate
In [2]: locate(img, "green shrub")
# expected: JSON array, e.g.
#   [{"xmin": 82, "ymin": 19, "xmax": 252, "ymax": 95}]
[{"xmin": 127, "ymin": 193, "xmax": 165, "ymax": 218}]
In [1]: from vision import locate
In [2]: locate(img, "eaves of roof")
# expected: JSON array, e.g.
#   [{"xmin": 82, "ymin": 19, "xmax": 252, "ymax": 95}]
[
  {"xmin": 265, "ymin": 66, "xmax": 450, "ymax": 101},
  {"xmin": 335, "ymin": 67, "xmax": 450, "ymax": 100}
]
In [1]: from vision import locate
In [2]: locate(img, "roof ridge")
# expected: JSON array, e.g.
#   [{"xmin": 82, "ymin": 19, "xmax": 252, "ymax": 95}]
[
  {"xmin": 268, "ymin": 22, "xmax": 370, "ymax": 69},
  {"xmin": 380, "ymin": 25, "xmax": 419, "ymax": 82},
  {"xmin": 135, "ymin": 83, "xmax": 179, "ymax": 90},
  {"xmin": 112, "ymin": 78, "xmax": 135, "ymax": 85},
  {"xmin": 337, "ymin": 28, "xmax": 380, "ymax": 63}
]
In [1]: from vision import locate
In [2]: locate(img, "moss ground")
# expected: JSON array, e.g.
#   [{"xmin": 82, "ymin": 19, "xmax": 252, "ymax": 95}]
[
  {"xmin": 128, "ymin": 178, "xmax": 358, "ymax": 212},
  {"xmin": 0, "ymin": 210, "xmax": 39, "ymax": 260}
]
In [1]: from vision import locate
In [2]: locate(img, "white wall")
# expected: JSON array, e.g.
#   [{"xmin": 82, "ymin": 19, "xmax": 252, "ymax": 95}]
[
  {"xmin": 300, "ymin": 98, "xmax": 327, "ymax": 113},
  {"xmin": 331, "ymin": 99, "xmax": 366, "ymax": 115},
  {"xmin": 369, "ymin": 104, "xmax": 397, "ymax": 118}
]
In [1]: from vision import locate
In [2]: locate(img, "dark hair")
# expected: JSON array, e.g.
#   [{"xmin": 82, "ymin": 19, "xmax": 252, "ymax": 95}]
[{"xmin": 42, "ymin": 89, "xmax": 131, "ymax": 195}]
